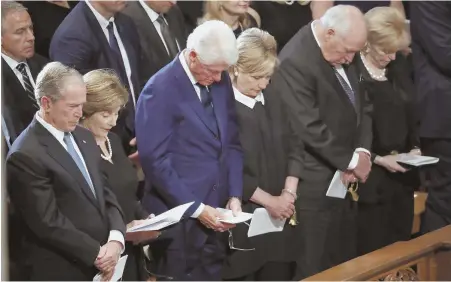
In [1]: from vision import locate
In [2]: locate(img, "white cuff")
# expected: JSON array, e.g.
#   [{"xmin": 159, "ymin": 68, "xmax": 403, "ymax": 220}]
[
  {"xmin": 348, "ymin": 148, "xmax": 371, "ymax": 170},
  {"xmin": 355, "ymin": 148, "xmax": 371, "ymax": 155},
  {"xmin": 191, "ymin": 203, "xmax": 205, "ymax": 218},
  {"xmin": 108, "ymin": 230, "xmax": 125, "ymax": 254},
  {"xmin": 348, "ymin": 152, "xmax": 359, "ymax": 170}
]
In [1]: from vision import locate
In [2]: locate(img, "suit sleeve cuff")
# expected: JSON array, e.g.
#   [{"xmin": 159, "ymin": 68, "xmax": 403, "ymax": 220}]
[
  {"xmin": 108, "ymin": 230, "xmax": 125, "ymax": 254},
  {"xmin": 348, "ymin": 152, "xmax": 359, "ymax": 170},
  {"xmin": 355, "ymin": 148, "xmax": 371, "ymax": 155},
  {"xmin": 191, "ymin": 203, "xmax": 205, "ymax": 218}
]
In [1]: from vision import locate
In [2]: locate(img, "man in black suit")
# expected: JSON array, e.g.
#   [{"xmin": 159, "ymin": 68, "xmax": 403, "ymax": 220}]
[
  {"xmin": 267, "ymin": 5, "xmax": 372, "ymax": 279},
  {"xmin": 1, "ymin": 1, "xmax": 48, "ymax": 147},
  {"xmin": 123, "ymin": 1, "xmax": 188, "ymax": 87},
  {"xmin": 50, "ymin": 1, "xmax": 141, "ymax": 155},
  {"xmin": 410, "ymin": 2, "xmax": 451, "ymax": 233},
  {"xmin": 6, "ymin": 62, "xmax": 126, "ymax": 281}
]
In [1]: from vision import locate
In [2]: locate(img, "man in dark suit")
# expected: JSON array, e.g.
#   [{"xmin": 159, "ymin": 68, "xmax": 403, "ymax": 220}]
[
  {"xmin": 123, "ymin": 1, "xmax": 188, "ymax": 88},
  {"xmin": 267, "ymin": 5, "xmax": 372, "ymax": 279},
  {"xmin": 410, "ymin": 2, "xmax": 451, "ymax": 233},
  {"xmin": 136, "ymin": 20, "xmax": 243, "ymax": 281},
  {"xmin": 50, "ymin": 1, "xmax": 141, "ymax": 155},
  {"xmin": 6, "ymin": 62, "xmax": 126, "ymax": 281},
  {"xmin": 1, "ymin": 1, "xmax": 48, "ymax": 147}
]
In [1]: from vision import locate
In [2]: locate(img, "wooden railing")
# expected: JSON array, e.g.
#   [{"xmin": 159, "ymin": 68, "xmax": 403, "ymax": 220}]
[{"xmin": 304, "ymin": 225, "xmax": 451, "ymax": 281}]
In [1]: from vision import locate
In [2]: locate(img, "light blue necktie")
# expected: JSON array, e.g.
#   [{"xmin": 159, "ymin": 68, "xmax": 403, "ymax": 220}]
[{"xmin": 63, "ymin": 133, "xmax": 96, "ymax": 198}]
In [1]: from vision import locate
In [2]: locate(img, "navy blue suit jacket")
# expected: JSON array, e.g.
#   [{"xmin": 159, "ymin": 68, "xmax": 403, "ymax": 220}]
[
  {"xmin": 50, "ymin": 2, "xmax": 142, "ymax": 151},
  {"xmin": 136, "ymin": 55, "xmax": 243, "ymax": 249}
]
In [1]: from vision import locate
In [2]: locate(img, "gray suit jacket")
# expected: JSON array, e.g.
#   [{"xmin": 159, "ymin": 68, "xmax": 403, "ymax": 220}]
[{"xmin": 122, "ymin": 2, "xmax": 188, "ymax": 88}]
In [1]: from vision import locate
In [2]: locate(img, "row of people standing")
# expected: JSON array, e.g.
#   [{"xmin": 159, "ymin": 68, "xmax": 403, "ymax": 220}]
[{"xmin": 2, "ymin": 2, "xmax": 425, "ymax": 282}]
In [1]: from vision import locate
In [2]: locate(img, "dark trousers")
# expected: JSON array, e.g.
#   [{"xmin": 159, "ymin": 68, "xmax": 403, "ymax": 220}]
[
  {"xmin": 226, "ymin": 261, "xmax": 294, "ymax": 281},
  {"xmin": 420, "ymin": 138, "xmax": 451, "ymax": 233},
  {"xmin": 357, "ymin": 189, "xmax": 413, "ymax": 255},
  {"xmin": 293, "ymin": 194, "xmax": 357, "ymax": 280}
]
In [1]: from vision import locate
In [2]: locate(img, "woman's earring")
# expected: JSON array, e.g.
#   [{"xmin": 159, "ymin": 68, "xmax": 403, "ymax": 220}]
[{"xmin": 234, "ymin": 71, "xmax": 238, "ymax": 77}]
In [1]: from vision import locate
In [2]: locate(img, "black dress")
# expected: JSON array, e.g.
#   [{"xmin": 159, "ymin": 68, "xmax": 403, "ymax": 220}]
[
  {"xmin": 354, "ymin": 54, "xmax": 419, "ymax": 255},
  {"xmin": 233, "ymin": 13, "xmax": 258, "ymax": 38},
  {"xmin": 100, "ymin": 132, "xmax": 149, "ymax": 281},
  {"xmin": 222, "ymin": 90, "xmax": 302, "ymax": 281},
  {"xmin": 251, "ymin": 1, "xmax": 312, "ymax": 52}
]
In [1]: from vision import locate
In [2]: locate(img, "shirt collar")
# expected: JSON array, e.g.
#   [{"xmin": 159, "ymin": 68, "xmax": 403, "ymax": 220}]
[
  {"xmin": 233, "ymin": 85, "xmax": 265, "ymax": 109},
  {"xmin": 35, "ymin": 111, "xmax": 66, "ymax": 143},
  {"xmin": 85, "ymin": 0, "xmax": 114, "ymax": 30},
  {"xmin": 138, "ymin": 0, "xmax": 160, "ymax": 23},
  {"xmin": 311, "ymin": 20, "xmax": 321, "ymax": 47},
  {"xmin": 311, "ymin": 20, "xmax": 344, "ymax": 70},
  {"xmin": 179, "ymin": 50, "xmax": 198, "ymax": 86},
  {"xmin": 1, "ymin": 52, "xmax": 25, "ymax": 71}
]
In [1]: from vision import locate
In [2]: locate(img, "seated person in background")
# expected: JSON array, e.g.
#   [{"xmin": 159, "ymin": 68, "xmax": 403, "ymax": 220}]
[
  {"xmin": 6, "ymin": 62, "xmax": 125, "ymax": 281},
  {"xmin": 222, "ymin": 28, "xmax": 303, "ymax": 281},
  {"xmin": 201, "ymin": 0, "xmax": 260, "ymax": 37},
  {"xmin": 79, "ymin": 69, "xmax": 162, "ymax": 281},
  {"xmin": 352, "ymin": 6, "xmax": 419, "ymax": 255}
]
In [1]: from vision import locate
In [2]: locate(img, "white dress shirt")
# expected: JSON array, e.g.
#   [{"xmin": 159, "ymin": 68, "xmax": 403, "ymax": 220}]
[
  {"xmin": 310, "ymin": 21, "xmax": 370, "ymax": 170},
  {"xmin": 138, "ymin": 0, "xmax": 180, "ymax": 55},
  {"xmin": 178, "ymin": 50, "xmax": 206, "ymax": 218},
  {"xmin": 233, "ymin": 86, "xmax": 265, "ymax": 108},
  {"xmin": 35, "ymin": 112, "xmax": 125, "ymax": 250},
  {"xmin": 2, "ymin": 52, "xmax": 36, "ymax": 89},
  {"xmin": 86, "ymin": 0, "xmax": 136, "ymax": 108}
]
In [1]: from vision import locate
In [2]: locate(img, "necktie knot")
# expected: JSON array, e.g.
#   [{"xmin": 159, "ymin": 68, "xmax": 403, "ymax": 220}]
[
  {"xmin": 16, "ymin": 62, "xmax": 27, "ymax": 73},
  {"xmin": 157, "ymin": 14, "xmax": 166, "ymax": 25},
  {"xmin": 107, "ymin": 21, "xmax": 114, "ymax": 30},
  {"xmin": 63, "ymin": 132, "xmax": 72, "ymax": 144}
]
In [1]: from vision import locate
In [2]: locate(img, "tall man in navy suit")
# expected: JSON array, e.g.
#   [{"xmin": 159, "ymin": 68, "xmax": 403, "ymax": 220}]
[
  {"xmin": 50, "ymin": 1, "xmax": 141, "ymax": 155},
  {"xmin": 135, "ymin": 20, "xmax": 243, "ymax": 281}
]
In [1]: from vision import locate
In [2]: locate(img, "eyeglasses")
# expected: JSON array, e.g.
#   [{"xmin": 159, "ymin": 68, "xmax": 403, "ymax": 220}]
[{"xmin": 228, "ymin": 222, "xmax": 255, "ymax": 252}]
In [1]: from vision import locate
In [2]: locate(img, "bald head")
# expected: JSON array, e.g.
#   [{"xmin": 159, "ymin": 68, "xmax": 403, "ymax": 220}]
[{"xmin": 317, "ymin": 5, "xmax": 367, "ymax": 65}]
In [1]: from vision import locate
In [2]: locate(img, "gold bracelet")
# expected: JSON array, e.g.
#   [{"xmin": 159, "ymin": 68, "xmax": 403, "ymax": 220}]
[{"xmin": 282, "ymin": 188, "xmax": 298, "ymax": 200}]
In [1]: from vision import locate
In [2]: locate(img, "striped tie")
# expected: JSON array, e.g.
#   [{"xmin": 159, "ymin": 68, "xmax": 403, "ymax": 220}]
[
  {"xmin": 334, "ymin": 68, "xmax": 356, "ymax": 107},
  {"xmin": 16, "ymin": 63, "xmax": 38, "ymax": 109}
]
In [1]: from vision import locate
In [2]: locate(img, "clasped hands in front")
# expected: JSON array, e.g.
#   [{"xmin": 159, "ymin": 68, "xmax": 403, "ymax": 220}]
[
  {"xmin": 95, "ymin": 241, "xmax": 123, "ymax": 281},
  {"xmin": 198, "ymin": 198, "xmax": 242, "ymax": 232},
  {"xmin": 342, "ymin": 151, "xmax": 372, "ymax": 184}
]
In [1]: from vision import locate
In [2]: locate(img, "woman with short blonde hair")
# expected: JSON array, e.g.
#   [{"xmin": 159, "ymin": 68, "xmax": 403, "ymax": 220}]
[
  {"xmin": 353, "ymin": 6, "xmax": 419, "ymax": 256},
  {"xmin": 80, "ymin": 69, "xmax": 159, "ymax": 281},
  {"xmin": 201, "ymin": 0, "xmax": 260, "ymax": 37},
  {"xmin": 223, "ymin": 28, "xmax": 301, "ymax": 281}
]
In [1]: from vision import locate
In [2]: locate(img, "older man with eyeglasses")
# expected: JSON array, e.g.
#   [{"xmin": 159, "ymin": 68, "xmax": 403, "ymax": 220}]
[{"xmin": 135, "ymin": 20, "xmax": 243, "ymax": 281}]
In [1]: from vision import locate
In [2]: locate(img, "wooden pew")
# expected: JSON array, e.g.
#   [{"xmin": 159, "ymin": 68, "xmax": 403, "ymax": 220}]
[
  {"xmin": 304, "ymin": 225, "xmax": 451, "ymax": 281},
  {"xmin": 412, "ymin": 192, "xmax": 428, "ymax": 234}
]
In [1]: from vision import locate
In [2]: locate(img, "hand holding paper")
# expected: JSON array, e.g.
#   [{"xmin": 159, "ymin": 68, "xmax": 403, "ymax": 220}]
[
  {"xmin": 199, "ymin": 205, "xmax": 235, "ymax": 232},
  {"xmin": 93, "ymin": 255, "xmax": 128, "ymax": 282}
]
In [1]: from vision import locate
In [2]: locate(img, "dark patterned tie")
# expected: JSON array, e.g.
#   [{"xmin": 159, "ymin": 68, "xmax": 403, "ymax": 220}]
[
  {"xmin": 157, "ymin": 15, "xmax": 179, "ymax": 58},
  {"xmin": 106, "ymin": 21, "xmax": 129, "ymax": 89},
  {"xmin": 16, "ymin": 63, "xmax": 38, "ymax": 109},
  {"xmin": 334, "ymin": 68, "xmax": 355, "ymax": 106},
  {"xmin": 197, "ymin": 83, "xmax": 218, "ymax": 135}
]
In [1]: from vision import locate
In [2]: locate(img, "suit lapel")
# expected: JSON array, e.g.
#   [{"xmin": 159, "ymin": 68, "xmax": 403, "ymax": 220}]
[
  {"xmin": 173, "ymin": 58, "xmax": 220, "ymax": 137},
  {"xmin": 345, "ymin": 64, "xmax": 361, "ymax": 123},
  {"xmin": 82, "ymin": 3, "xmax": 122, "ymax": 76},
  {"xmin": 210, "ymin": 82, "xmax": 226, "ymax": 143},
  {"xmin": 33, "ymin": 120, "xmax": 101, "ymax": 210},
  {"xmin": 306, "ymin": 27, "xmax": 357, "ymax": 117},
  {"xmin": 134, "ymin": 3, "xmax": 171, "ymax": 64}
]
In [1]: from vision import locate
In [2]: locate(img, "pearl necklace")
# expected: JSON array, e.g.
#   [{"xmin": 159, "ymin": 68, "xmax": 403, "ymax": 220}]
[
  {"xmin": 360, "ymin": 52, "xmax": 386, "ymax": 81},
  {"xmin": 101, "ymin": 136, "xmax": 113, "ymax": 162}
]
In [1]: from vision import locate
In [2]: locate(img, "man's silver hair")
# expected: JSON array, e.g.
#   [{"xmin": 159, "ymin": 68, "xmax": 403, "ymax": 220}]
[
  {"xmin": 35, "ymin": 62, "xmax": 84, "ymax": 106},
  {"xmin": 186, "ymin": 20, "xmax": 238, "ymax": 66},
  {"xmin": 1, "ymin": 1, "xmax": 27, "ymax": 34},
  {"xmin": 320, "ymin": 5, "xmax": 359, "ymax": 38}
]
